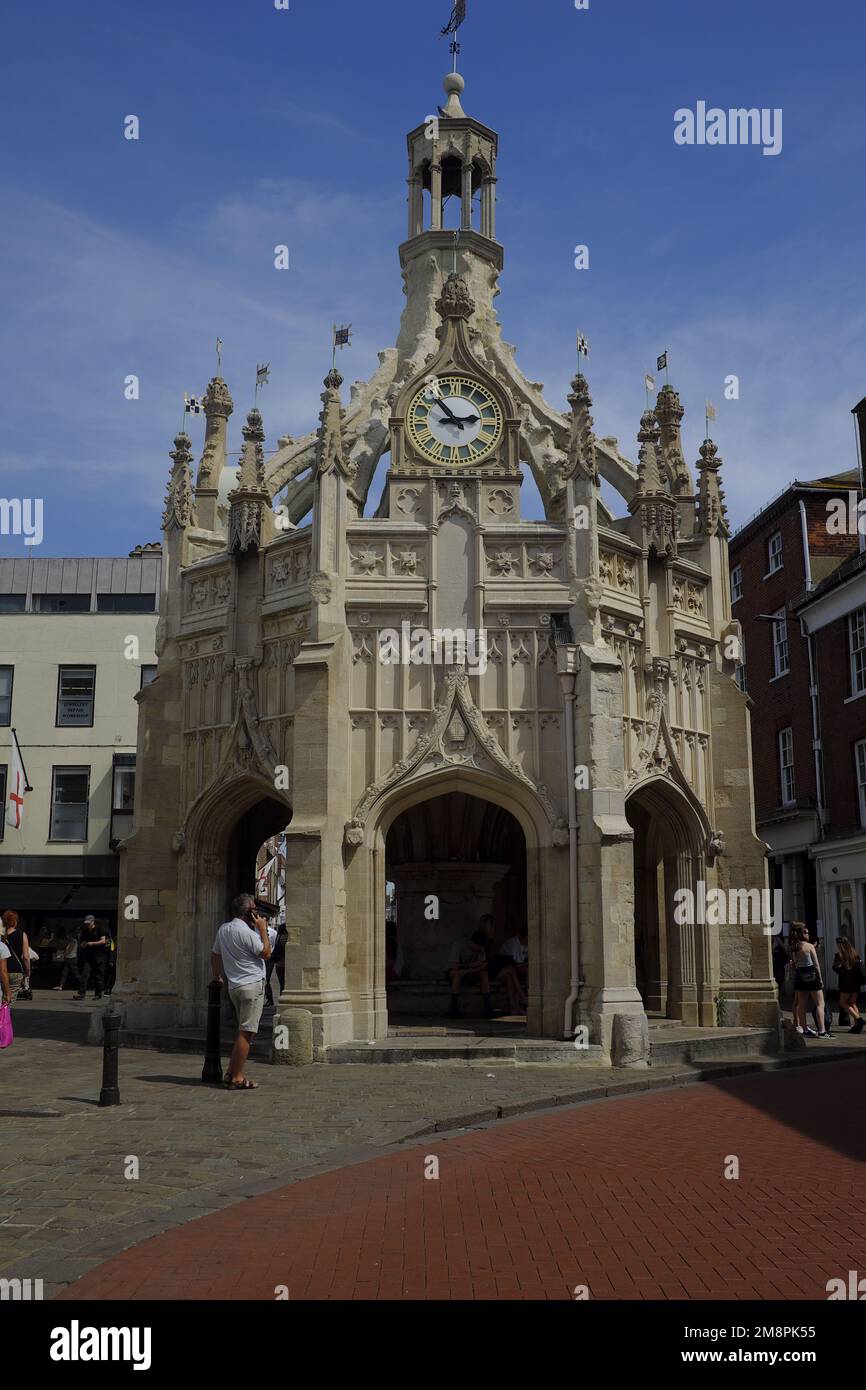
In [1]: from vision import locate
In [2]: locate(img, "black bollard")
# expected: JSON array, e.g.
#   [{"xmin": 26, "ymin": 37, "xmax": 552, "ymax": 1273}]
[
  {"xmin": 98, "ymin": 1010, "xmax": 121, "ymax": 1107},
  {"xmin": 202, "ymin": 978, "xmax": 223, "ymax": 1084}
]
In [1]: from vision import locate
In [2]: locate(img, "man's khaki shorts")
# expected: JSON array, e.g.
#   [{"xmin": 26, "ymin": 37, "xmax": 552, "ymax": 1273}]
[{"xmin": 228, "ymin": 980, "xmax": 265, "ymax": 1034}]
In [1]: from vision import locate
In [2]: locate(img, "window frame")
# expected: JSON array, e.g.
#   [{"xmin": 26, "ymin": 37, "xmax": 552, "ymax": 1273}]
[
  {"xmin": 734, "ymin": 633, "xmax": 747, "ymax": 692},
  {"xmin": 0, "ymin": 664, "xmax": 13, "ymax": 726},
  {"xmin": 771, "ymin": 609, "xmax": 790, "ymax": 679},
  {"xmin": 850, "ymin": 607, "xmax": 866, "ymax": 698},
  {"xmin": 49, "ymin": 765, "xmax": 91, "ymax": 843},
  {"xmin": 856, "ymin": 739, "xmax": 866, "ymax": 830},
  {"xmin": 55, "ymin": 665, "xmax": 97, "ymax": 729},
  {"xmin": 767, "ymin": 531, "xmax": 784, "ymax": 575},
  {"xmin": 730, "ymin": 565, "xmax": 743, "ymax": 604},
  {"xmin": 778, "ymin": 727, "xmax": 796, "ymax": 807},
  {"xmin": 140, "ymin": 665, "xmax": 158, "ymax": 690}
]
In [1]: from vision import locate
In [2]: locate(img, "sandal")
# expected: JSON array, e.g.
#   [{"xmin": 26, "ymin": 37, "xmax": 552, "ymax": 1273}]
[{"xmin": 227, "ymin": 1078, "xmax": 259, "ymax": 1090}]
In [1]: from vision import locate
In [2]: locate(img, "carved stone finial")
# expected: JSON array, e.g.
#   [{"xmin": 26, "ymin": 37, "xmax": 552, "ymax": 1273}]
[
  {"xmin": 228, "ymin": 408, "xmax": 269, "ymax": 552},
  {"xmin": 695, "ymin": 437, "xmax": 730, "ymax": 538},
  {"xmin": 204, "ymin": 376, "xmax": 234, "ymax": 418},
  {"xmin": 197, "ymin": 376, "xmax": 234, "ymax": 493},
  {"xmin": 316, "ymin": 366, "xmax": 356, "ymax": 479},
  {"xmin": 162, "ymin": 431, "xmax": 196, "ymax": 532},
  {"xmin": 636, "ymin": 410, "xmax": 666, "ymax": 496},
  {"xmin": 435, "ymin": 272, "xmax": 475, "ymax": 322},
  {"xmin": 656, "ymin": 384, "xmax": 693, "ymax": 498},
  {"xmin": 563, "ymin": 372, "xmax": 598, "ymax": 482}
]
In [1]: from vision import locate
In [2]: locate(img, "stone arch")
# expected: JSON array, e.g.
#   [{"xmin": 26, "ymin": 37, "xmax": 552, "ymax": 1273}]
[
  {"xmin": 359, "ymin": 765, "xmax": 553, "ymax": 1035},
  {"xmin": 176, "ymin": 771, "xmax": 292, "ymax": 1020},
  {"xmin": 626, "ymin": 775, "xmax": 715, "ymax": 1026}
]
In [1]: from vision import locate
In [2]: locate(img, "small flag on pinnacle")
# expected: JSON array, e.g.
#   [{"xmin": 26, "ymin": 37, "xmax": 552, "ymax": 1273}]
[
  {"xmin": 656, "ymin": 351, "xmax": 668, "ymax": 373},
  {"xmin": 706, "ymin": 400, "xmax": 717, "ymax": 422},
  {"xmin": 644, "ymin": 373, "xmax": 656, "ymax": 394},
  {"xmin": 184, "ymin": 394, "xmax": 205, "ymax": 415},
  {"xmin": 441, "ymin": 1, "xmax": 467, "ymax": 36},
  {"xmin": 333, "ymin": 325, "xmax": 352, "ymax": 349},
  {"xmin": 256, "ymin": 364, "xmax": 271, "ymax": 388},
  {"xmin": 576, "ymin": 333, "xmax": 590, "ymax": 358}
]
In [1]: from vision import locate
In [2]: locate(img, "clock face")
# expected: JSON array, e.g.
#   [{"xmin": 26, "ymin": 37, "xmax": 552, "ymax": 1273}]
[{"xmin": 406, "ymin": 375, "xmax": 504, "ymax": 466}]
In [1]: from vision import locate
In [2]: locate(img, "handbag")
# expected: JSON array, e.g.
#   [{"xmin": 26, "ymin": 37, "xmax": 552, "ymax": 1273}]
[{"xmin": 0, "ymin": 1002, "xmax": 13, "ymax": 1049}]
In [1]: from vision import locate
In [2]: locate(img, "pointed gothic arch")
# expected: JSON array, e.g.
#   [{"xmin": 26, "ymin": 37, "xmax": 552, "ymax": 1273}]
[{"xmin": 625, "ymin": 774, "xmax": 716, "ymax": 1025}]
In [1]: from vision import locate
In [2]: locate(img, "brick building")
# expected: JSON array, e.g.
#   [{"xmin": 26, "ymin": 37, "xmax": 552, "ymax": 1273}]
[
  {"xmin": 729, "ymin": 470, "xmax": 863, "ymax": 972},
  {"xmin": 796, "ymin": 546, "xmax": 866, "ymax": 968}
]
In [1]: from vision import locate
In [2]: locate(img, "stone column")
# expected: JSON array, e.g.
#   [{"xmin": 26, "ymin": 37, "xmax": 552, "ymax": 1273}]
[
  {"xmin": 430, "ymin": 162, "xmax": 442, "ymax": 231},
  {"xmin": 574, "ymin": 642, "xmax": 647, "ymax": 1061},
  {"xmin": 408, "ymin": 175, "xmax": 423, "ymax": 238},
  {"xmin": 481, "ymin": 177, "xmax": 497, "ymax": 238},
  {"xmin": 461, "ymin": 162, "xmax": 473, "ymax": 230}
]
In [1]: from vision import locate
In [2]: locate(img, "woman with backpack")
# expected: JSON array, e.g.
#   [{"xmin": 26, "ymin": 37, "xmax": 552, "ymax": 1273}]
[
  {"xmin": 833, "ymin": 937, "xmax": 865, "ymax": 1035},
  {"xmin": 789, "ymin": 922, "xmax": 830, "ymax": 1038}
]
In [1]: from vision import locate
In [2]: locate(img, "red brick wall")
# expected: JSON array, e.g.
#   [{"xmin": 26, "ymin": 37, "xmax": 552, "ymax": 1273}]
[
  {"xmin": 730, "ymin": 496, "xmax": 813, "ymax": 818},
  {"xmin": 730, "ymin": 488, "xmax": 862, "ymax": 830}
]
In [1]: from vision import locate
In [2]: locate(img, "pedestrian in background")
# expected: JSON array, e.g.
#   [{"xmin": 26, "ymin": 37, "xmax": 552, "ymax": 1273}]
[
  {"xmin": 53, "ymin": 929, "xmax": 81, "ymax": 992},
  {"xmin": 74, "ymin": 915, "xmax": 108, "ymax": 1001},
  {"xmin": 2, "ymin": 911, "xmax": 31, "ymax": 1000},
  {"xmin": 833, "ymin": 937, "xmax": 865, "ymax": 1035}
]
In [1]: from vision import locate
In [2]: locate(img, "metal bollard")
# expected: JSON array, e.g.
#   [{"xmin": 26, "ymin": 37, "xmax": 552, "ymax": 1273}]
[
  {"xmin": 202, "ymin": 978, "xmax": 223, "ymax": 1083},
  {"xmin": 98, "ymin": 1010, "xmax": 121, "ymax": 1107}
]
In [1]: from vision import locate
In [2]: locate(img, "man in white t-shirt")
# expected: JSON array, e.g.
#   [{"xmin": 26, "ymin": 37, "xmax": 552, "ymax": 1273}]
[
  {"xmin": 0, "ymin": 939, "xmax": 12, "ymax": 1007},
  {"xmin": 212, "ymin": 893, "xmax": 275, "ymax": 1090}
]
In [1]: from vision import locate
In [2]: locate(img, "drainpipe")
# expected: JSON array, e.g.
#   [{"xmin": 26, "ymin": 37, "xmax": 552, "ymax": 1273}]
[
  {"xmin": 556, "ymin": 642, "xmax": 581, "ymax": 1039},
  {"xmin": 799, "ymin": 499, "xmax": 813, "ymax": 592}
]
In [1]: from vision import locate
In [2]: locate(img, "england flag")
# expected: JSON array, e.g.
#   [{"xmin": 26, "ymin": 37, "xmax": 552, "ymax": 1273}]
[{"xmin": 7, "ymin": 733, "xmax": 27, "ymax": 831}]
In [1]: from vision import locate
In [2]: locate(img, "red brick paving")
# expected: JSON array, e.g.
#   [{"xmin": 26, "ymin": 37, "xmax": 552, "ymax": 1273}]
[{"xmin": 60, "ymin": 1060, "xmax": 866, "ymax": 1301}]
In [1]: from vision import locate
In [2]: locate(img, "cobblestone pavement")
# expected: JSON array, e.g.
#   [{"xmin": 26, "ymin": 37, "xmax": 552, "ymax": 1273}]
[
  {"xmin": 55, "ymin": 1057, "xmax": 866, "ymax": 1302},
  {"xmin": 3, "ymin": 998, "xmax": 865, "ymax": 1298}
]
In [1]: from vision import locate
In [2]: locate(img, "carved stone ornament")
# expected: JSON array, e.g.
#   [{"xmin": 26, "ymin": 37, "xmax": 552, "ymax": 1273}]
[
  {"xmin": 435, "ymin": 272, "xmax": 476, "ymax": 321},
  {"xmin": 308, "ymin": 572, "xmax": 332, "ymax": 605},
  {"xmin": 343, "ymin": 666, "xmax": 564, "ymax": 850},
  {"xmin": 707, "ymin": 830, "xmax": 726, "ymax": 861}
]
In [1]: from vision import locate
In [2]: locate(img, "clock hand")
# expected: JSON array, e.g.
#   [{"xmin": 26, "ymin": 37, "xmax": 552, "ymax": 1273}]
[
  {"xmin": 431, "ymin": 394, "xmax": 462, "ymax": 426},
  {"xmin": 435, "ymin": 411, "xmax": 466, "ymax": 431}
]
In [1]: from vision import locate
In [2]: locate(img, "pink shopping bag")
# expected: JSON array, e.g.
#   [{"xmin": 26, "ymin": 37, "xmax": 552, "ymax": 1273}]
[{"xmin": 0, "ymin": 1002, "xmax": 13, "ymax": 1048}]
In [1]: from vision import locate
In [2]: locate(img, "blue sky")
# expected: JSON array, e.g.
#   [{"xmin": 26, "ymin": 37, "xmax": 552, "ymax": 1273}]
[{"xmin": 1, "ymin": 0, "xmax": 864, "ymax": 556}]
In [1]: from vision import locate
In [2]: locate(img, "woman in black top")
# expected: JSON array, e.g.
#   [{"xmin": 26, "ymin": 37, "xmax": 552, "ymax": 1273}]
[{"xmin": 833, "ymin": 937, "xmax": 865, "ymax": 1034}]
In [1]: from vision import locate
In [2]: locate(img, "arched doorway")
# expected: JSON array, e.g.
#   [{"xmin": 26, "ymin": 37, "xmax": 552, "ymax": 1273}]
[
  {"xmin": 626, "ymin": 778, "xmax": 712, "ymax": 1026},
  {"xmin": 177, "ymin": 777, "xmax": 292, "ymax": 1021},
  {"xmin": 384, "ymin": 790, "xmax": 528, "ymax": 1024}
]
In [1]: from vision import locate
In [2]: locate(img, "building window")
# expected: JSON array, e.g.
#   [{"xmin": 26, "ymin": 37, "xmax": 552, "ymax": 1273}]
[
  {"xmin": 772, "ymin": 610, "xmax": 789, "ymax": 678},
  {"xmin": 768, "ymin": 531, "xmax": 783, "ymax": 574},
  {"xmin": 731, "ymin": 566, "xmax": 743, "ymax": 604},
  {"xmin": 56, "ymin": 666, "xmax": 96, "ymax": 727},
  {"xmin": 33, "ymin": 593, "xmax": 91, "ymax": 613},
  {"xmin": 735, "ymin": 635, "xmax": 747, "ymax": 692},
  {"xmin": 110, "ymin": 754, "xmax": 135, "ymax": 849},
  {"xmin": 779, "ymin": 728, "xmax": 796, "ymax": 806},
  {"xmin": 49, "ymin": 766, "xmax": 90, "ymax": 842},
  {"xmin": 0, "ymin": 594, "xmax": 26, "ymax": 613},
  {"xmin": 0, "ymin": 666, "xmax": 12, "ymax": 725},
  {"xmin": 96, "ymin": 593, "xmax": 157, "ymax": 614},
  {"xmin": 140, "ymin": 665, "xmax": 158, "ymax": 689},
  {"xmin": 0, "ymin": 765, "xmax": 6, "ymax": 840},
  {"xmin": 857, "ymin": 740, "xmax": 866, "ymax": 830},
  {"xmin": 850, "ymin": 606, "xmax": 866, "ymax": 697}
]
